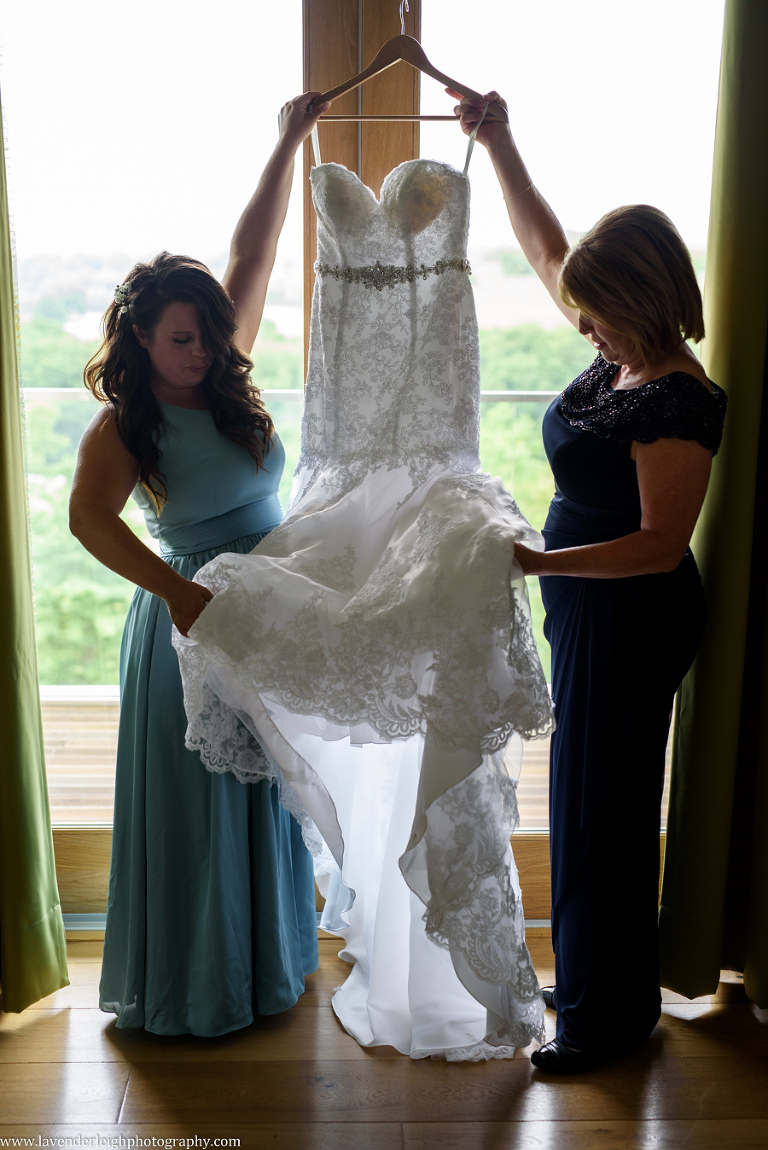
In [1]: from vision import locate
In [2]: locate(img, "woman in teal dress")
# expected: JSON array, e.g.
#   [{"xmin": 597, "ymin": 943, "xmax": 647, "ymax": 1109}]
[{"xmin": 69, "ymin": 92, "xmax": 330, "ymax": 1035}]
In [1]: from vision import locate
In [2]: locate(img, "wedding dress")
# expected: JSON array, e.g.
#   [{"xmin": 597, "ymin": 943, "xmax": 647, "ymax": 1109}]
[{"xmin": 173, "ymin": 127, "xmax": 554, "ymax": 1058}]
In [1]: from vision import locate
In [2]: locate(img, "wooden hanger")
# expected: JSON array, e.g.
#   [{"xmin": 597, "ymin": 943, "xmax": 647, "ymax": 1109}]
[{"xmin": 308, "ymin": 34, "xmax": 508, "ymax": 124}]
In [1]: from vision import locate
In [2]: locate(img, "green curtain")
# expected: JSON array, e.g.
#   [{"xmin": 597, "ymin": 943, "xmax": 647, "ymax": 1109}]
[
  {"xmin": 659, "ymin": 0, "xmax": 768, "ymax": 1006},
  {"xmin": 0, "ymin": 84, "xmax": 69, "ymax": 1011}
]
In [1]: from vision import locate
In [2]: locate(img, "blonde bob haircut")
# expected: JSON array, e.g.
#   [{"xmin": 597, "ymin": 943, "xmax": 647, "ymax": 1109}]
[{"xmin": 558, "ymin": 205, "xmax": 704, "ymax": 369}]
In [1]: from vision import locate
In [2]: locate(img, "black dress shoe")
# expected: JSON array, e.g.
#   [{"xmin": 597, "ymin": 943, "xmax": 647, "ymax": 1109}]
[
  {"xmin": 530, "ymin": 1037, "xmax": 603, "ymax": 1074},
  {"xmin": 540, "ymin": 985, "xmax": 556, "ymax": 1011}
]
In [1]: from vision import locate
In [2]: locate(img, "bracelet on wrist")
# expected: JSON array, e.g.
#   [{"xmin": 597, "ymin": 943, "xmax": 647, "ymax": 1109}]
[{"xmin": 504, "ymin": 182, "xmax": 534, "ymax": 201}]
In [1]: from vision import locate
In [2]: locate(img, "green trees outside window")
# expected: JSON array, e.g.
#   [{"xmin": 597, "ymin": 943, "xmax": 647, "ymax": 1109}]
[{"xmin": 21, "ymin": 303, "xmax": 591, "ymax": 685}]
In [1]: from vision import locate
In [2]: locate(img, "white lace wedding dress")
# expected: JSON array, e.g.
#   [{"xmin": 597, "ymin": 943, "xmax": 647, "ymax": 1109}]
[{"xmin": 173, "ymin": 142, "xmax": 554, "ymax": 1058}]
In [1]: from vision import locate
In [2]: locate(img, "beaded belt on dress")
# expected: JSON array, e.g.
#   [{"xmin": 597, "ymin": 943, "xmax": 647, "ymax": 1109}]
[{"xmin": 314, "ymin": 258, "xmax": 471, "ymax": 291}]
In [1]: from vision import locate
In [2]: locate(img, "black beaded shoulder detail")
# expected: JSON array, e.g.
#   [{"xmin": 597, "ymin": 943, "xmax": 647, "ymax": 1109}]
[{"xmin": 560, "ymin": 356, "xmax": 727, "ymax": 454}]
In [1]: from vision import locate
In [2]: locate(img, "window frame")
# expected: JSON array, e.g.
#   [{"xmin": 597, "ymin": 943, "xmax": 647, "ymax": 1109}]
[{"xmin": 53, "ymin": 0, "xmax": 671, "ymax": 923}]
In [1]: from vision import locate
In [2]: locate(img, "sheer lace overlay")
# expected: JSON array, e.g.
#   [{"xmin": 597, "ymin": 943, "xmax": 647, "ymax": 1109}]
[{"xmin": 173, "ymin": 158, "xmax": 552, "ymax": 1058}]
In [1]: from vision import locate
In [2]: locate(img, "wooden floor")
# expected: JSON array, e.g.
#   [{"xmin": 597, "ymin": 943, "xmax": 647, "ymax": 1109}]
[{"xmin": 2, "ymin": 935, "xmax": 766, "ymax": 1148}]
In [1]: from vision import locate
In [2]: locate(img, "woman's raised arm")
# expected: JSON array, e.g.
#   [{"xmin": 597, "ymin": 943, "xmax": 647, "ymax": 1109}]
[
  {"xmin": 223, "ymin": 92, "xmax": 330, "ymax": 356},
  {"xmin": 451, "ymin": 90, "xmax": 577, "ymax": 327}
]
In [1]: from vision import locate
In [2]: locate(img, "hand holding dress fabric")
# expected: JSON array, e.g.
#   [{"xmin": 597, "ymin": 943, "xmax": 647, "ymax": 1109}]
[{"xmin": 166, "ymin": 582, "xmax": 214, "ymax": 638}]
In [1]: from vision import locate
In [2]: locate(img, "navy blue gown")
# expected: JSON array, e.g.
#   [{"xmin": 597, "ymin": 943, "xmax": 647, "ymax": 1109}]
[{"xmin": 540, "ymin": 356, "xmax": 726, "ymax": 1051}]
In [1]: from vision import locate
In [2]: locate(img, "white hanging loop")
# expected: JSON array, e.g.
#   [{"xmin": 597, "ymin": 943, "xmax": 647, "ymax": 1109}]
[
  {"xmin": 311, "ymin": 124, "xmax": 322, "ymax": 167},
  {"xmin": 463, "ymin": 101, "xmax": 489, "ymax": 176},
  {"xmin": 400, "ymin": 0, "xmax": 409, "ymax": 36}
]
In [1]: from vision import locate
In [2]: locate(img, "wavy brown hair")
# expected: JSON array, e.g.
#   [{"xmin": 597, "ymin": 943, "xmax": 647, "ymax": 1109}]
[
  {"xmin": 84, "ymin": 252, "xmax": 275, "ymax": 509},
  {"xmin": 558, "ymin": 205, "xmax": 705, "ymax": 369}
]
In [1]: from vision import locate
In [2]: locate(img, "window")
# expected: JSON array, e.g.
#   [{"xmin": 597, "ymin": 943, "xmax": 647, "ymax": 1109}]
[
  {"xmin": 2, "ymin": 1, "xmax": 304, "ymax": 828},
  {"xmin": 2, "ymin": 0, "xmax": 724, "ymax": 911}
]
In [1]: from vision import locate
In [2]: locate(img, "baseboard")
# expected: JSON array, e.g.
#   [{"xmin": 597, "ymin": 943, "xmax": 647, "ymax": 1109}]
[{"xmin": 54, "ymin": 826, "xmax": 666, "ymax": 920}]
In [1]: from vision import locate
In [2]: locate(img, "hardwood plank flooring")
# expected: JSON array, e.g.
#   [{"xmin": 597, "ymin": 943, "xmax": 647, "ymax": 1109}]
[
  {"xmin": 403, "ymin": 1119, "xmax": 768, "ymax": 1149},
  {"xmin": 1, "ymin": 937, "xmax": 765, "ymax": 1148}
]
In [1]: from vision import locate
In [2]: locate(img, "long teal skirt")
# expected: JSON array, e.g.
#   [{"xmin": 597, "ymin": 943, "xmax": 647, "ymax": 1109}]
[{"xmin": 99, "ymin": 531, "xmax": 318, "ymax": 1036}]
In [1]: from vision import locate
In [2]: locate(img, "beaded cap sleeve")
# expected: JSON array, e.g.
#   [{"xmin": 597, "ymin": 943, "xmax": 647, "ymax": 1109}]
[{"xmin": 561, "ymin": 356, "xmax": 727, "ymax": 454}]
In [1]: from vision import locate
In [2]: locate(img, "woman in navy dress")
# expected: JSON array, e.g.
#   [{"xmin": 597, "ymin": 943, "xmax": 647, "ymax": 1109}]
[
  {"xmin": 453, "ymin": 91, "xmax": 726, "ymax": 1071},
  {"xmin": 69, "ymin": 93, "xmax": 330, "ymax": 1035}
]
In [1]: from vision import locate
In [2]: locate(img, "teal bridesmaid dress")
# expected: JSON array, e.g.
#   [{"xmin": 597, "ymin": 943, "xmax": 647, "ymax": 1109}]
[{"xmin": 99, "ymin": 402, "xmax": 318, "ymax": 1036}]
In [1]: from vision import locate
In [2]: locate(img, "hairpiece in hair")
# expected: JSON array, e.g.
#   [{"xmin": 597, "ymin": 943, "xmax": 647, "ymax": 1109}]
[{"xmin": 114, "ymin": 283, "xmax": 131, "ymax": 316}]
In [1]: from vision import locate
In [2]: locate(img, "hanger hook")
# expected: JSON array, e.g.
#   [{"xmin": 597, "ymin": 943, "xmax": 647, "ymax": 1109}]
[{"xmin": 400, "ymin": 0, "xmax": 409, "ymax": 36}]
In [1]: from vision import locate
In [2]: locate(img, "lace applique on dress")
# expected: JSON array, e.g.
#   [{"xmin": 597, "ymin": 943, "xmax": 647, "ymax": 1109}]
[{"xmin": 173, "ymin": 157, "xmax": 552, "ymax": 1060}]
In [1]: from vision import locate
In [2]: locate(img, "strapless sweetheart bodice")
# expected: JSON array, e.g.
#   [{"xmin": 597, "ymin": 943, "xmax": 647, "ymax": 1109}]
[
  {"xmin": 311, "ymin": 159, "xmax": 470, "ymax": 271},
  {"xmin": 299, "ymin": 158, "xmax": 478, "ymax": 491}
]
